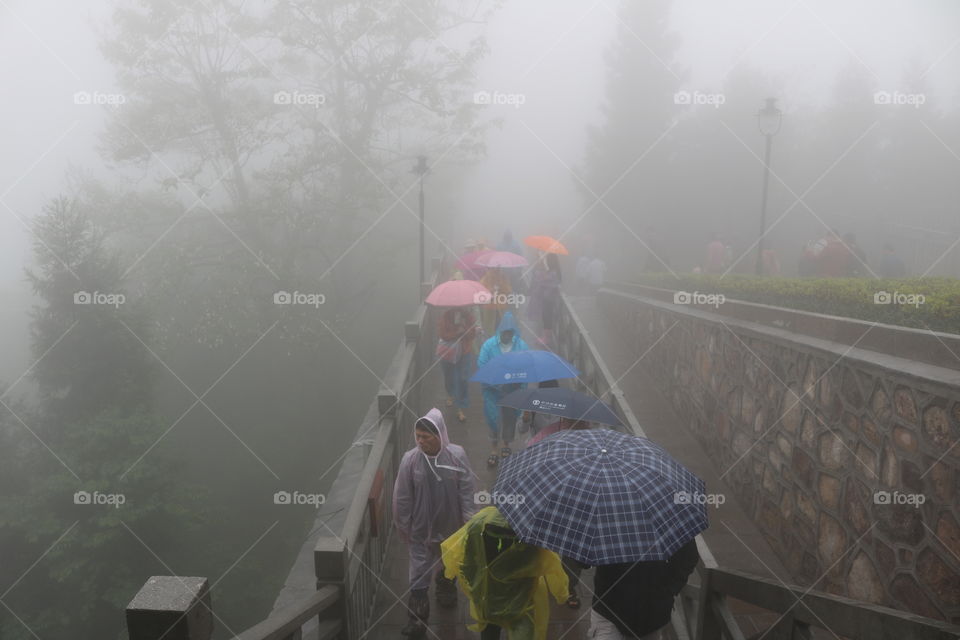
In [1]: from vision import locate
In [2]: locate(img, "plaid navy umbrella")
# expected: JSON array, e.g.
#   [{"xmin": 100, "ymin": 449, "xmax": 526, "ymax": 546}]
[{"xmin": 493, "ymin": 429, "xmax": 708, "ymax": 565}]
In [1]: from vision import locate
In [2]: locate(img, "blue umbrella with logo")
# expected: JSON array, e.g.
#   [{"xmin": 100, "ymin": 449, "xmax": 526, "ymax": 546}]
[
  {"xmin": 494, "ymin": 429, "xmax": 708, "ymax": 565},
  {"xmin": 470, "ymin": 350, "xmax": 580, "ymax": 385},
  {"xmin": 496, "ymin": 387, "xmax": 621, "ymax": 426}
]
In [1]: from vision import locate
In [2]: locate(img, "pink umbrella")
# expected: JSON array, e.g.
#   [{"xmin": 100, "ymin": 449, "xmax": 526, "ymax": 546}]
[
  {"xmin": 455, "ymin": 250, "xmax": 494, "ymax": 280},
  {"xmin": 425, "ymin": 279, "xmax": 491, "ymax": 307},
  {"xmin": 474, "ymin": 251, "xmax": 529, "ymax": 268}
]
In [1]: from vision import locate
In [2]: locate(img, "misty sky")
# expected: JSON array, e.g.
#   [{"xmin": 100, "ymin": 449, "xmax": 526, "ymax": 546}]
[{"xmin": 2, "ymin": 0, "xmax": 959, "ymax": 289}]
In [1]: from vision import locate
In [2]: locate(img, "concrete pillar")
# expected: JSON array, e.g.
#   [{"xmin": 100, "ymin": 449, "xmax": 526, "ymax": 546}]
[{"xmin": 126, "ymin": 576, "xmax": 212, "ymax": 640}]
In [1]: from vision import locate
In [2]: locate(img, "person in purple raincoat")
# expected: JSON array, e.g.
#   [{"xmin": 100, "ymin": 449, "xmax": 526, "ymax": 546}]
[{"xmin": 393, "ymin": 408, "xmax": 478, "ymax": 637}]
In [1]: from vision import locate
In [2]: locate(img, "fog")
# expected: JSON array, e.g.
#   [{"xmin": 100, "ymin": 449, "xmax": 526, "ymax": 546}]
[{"xmin": 1, "ymin": 0, "xmax": 958, "ymax": 638}]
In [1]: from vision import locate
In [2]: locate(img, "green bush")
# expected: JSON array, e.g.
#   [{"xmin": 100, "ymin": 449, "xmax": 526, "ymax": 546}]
[{"xmin": 625, "ymin": 274, "xmax": 960, "ymax": 335}]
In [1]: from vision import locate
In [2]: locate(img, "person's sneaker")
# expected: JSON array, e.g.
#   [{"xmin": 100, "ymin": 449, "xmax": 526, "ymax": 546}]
[{"xmin": 400, "ymin": 619, "xmax": 427, "ymax": 637}]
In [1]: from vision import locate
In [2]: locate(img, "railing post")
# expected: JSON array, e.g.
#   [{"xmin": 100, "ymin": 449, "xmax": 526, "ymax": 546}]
[
  {"xmin": 316, "ymin": 538, "xmax": 351, "ymax": 640},
  {"xmin": 126, "ymin": 576, "xmax": 212, "ymax": 640},
  {"xmin": 405, "ymin": 321, "xmax": 420, "ymax": 344}
]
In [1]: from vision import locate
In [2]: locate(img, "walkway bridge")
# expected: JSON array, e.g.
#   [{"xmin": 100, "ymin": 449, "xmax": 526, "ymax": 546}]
[{"xmin": 123, "ymin": 260, "xmax": 960, "ymax": 640}]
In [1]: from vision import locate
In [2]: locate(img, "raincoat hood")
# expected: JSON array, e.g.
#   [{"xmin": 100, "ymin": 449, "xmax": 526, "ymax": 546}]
[
  {"xmin": 416, "ymin": 407, "xmax": 451, "ymax": 453},
  {"xmin": 393, "ymin": 409, "xmax": 478, "ymax": 545},
  {"xmin": 496, "ymin": 311, "xmax": 520, "ymax": 339}
]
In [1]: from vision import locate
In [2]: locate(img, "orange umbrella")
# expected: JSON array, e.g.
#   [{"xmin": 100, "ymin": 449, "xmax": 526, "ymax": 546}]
[{"xmin": 524, "ymin": 235, "xmax": 569, "ymax": 255}]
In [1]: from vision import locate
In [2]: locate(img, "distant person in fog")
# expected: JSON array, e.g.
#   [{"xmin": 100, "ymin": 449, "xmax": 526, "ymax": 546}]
[
  {"xmin": 878, "ymin": 243, "xmax": 907, "ymax": 278},
  {"xmin": 704, "ymin": 233, "xmax": 726, "ymax": 274}
]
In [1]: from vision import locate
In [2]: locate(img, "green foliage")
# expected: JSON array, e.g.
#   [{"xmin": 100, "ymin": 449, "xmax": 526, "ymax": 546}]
[
  {"xmin": 629, "ymin": 274, "xmax": 960, "ymax": 334},
  {"xmin": 0, "ymin": 409, "xmax": 215, "ymax": 640}
]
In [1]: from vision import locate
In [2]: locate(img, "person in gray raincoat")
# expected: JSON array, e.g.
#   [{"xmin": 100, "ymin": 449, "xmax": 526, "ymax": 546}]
[{"xmin": 393, "ymin": 408, "xmax": 478, "ymax": 637}]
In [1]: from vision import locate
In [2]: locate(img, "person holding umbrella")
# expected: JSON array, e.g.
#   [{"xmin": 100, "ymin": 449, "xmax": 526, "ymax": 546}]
[
  {"xmin": 393, "ymin": 409, "xmax": 478, "ymax": 638},
  {"xmin": 437, "ymin": 307, "xmax": 478, "ymax": 423},
  {"xmin": 494, "ymin": 428, "xmax": 708, "ymax": 639},
  {"xmin": 477, "ymin": 311, "xmax": 530, "ymax": 467},
  {"xmin": 591, "ymin": 540, "xmax": 700, "ymax": 639}
]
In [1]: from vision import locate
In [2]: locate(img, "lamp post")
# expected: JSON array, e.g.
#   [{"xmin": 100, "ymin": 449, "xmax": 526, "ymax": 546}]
[
  {"xmin": 413, "ymin": 155, "xmax": 429, "ymax": 293},
  {"xmin": 755, "ymin": 97, "xmax": 782, "ymax": 276}
]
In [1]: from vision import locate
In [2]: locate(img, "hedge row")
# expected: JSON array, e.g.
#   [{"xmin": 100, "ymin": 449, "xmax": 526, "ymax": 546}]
[{"xmin": 624, "ymin": 274, "xmax": 960, "ymax": 335}]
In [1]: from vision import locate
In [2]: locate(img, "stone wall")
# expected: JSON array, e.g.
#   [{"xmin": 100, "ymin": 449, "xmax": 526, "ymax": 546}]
[{"xmin": 600, "ymin": 288, "xmax": 960, "ymax": 624}]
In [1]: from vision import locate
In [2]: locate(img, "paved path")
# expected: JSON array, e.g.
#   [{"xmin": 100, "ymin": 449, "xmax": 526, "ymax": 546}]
[{"xmin": 366, "ymin": 296, "xmax": 816, "ymax": 639}]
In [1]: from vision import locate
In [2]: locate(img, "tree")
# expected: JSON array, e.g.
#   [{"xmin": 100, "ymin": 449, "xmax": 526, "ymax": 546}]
[
  {"xmin": 25, "ymin": 196, "xmax": 153, "ymax": 423},
  {"xmin": 578, "ymin": 0, "xmax": 685, "ymax": 277}
]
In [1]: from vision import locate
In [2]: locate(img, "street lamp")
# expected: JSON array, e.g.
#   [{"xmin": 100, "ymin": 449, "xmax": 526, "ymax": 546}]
[
  {"xmin": 413, "ymin": 155, "xmax": 429, "ymax": 294},
  {"xmin": 755, "ymin": 97, "xmax": 782, "ymax": 276}
]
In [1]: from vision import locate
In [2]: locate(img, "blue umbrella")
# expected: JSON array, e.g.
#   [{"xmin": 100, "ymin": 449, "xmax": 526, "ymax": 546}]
[
  {"xmin": 494, "ymin": 429, "xmax": 708, "ymax": 565},
  {"xmin": 496, "ymin": 387, "xmax": 621, "ymax": 426},
  {"xmin": 470, "ymin": 350, "xmax": 579, "ymax": 385}
]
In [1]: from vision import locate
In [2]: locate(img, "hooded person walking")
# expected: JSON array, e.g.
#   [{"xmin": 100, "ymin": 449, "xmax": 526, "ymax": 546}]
[
  {"xmin": 393, "ymin": 409, "xmax": 478, "ymax": 638},
  {"xmin": 477, "ymin": 312, "xmax": 530, "ymax": 467}
]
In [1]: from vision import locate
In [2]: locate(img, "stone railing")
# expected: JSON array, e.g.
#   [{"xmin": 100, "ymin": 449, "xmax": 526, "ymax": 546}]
[{"xmin": 599, "ymin": 284, "xmax": 960, "ymax": 623}]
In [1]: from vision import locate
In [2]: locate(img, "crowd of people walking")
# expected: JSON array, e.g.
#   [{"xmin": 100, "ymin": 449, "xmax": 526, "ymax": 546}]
[{"xmin": 393, "ymin": 231, "xmax": 706, "ymax": 640}]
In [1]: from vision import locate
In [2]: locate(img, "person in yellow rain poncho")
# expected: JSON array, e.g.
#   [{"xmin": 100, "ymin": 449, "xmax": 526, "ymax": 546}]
[{"xmin": 441, "ymin": 506, "xmax": 568, "ymax": 640}]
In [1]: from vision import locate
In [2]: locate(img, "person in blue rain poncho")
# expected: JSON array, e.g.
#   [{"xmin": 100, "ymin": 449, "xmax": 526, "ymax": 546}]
[
  {"xmin": 477, "ymin": 311, "xmax": 530, "ymax": 467},
  {"xmin": 393, "ymin": 408, "xmax": 478, "ymax": 638}
]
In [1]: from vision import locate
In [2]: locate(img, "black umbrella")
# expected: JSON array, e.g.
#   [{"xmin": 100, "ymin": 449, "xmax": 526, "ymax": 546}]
[{"xmin": 497, "ymin": 387, "xmax": 622, "ymax": 426}]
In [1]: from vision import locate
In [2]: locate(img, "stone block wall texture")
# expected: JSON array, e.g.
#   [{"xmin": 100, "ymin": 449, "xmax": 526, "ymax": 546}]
[{"xmin": 600, "ymin": 290, "xmax": 960, "ymax": 623}]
